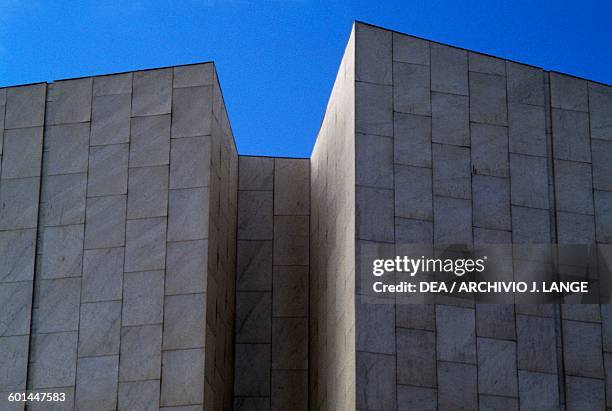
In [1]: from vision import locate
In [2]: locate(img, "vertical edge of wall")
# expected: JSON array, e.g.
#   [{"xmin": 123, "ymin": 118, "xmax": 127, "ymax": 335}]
[
  {"xmin": 309, "ymin": 23, "xmax": 357, "ymax": 410},
  {"xmin": 206, "ymin": 66, "xmax": 239, "ymax": 409},
  {"xmin": 0, "ymin": 82, "xmax": 46, "ymax": 411},
  {"xmin": 354, "ymin": 21, "xmax": 398, "ymax": 410}
]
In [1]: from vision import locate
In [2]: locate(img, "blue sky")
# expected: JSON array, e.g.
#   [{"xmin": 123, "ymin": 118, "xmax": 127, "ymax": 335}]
[{"xmin": 1, "ymin": 1, "xmax": 611, "ymax": 157}]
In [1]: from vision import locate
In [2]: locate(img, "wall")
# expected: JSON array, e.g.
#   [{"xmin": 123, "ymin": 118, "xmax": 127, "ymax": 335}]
[
  {"xmin": 351, "ymin": 21, "xmax": 612, "ymax": 410},
  {"xmin": 0, "ymin": 63, "xmax": 237, "ymax": 410},
  {"xmin": 309, "ymin": 27, "xmax": 357, "ymax": 411},
  {"xmin": 233, "ymin": 156, "xmax": 310, "ymax": 410}
]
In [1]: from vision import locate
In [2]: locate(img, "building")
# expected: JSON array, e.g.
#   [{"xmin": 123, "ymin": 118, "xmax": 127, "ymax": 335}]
[{"xmin": 1, "ymin": 21, "xmax": 611, "ymax": 410}]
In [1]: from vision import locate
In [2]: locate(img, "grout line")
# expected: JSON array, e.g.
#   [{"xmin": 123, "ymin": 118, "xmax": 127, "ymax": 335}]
[
  {"xmin": 269, "ymin": 158, "xmax": 275, "ymax": 410},
  {"xmin": 23, "ymin": 81, "xmax": 48, "ymax": 404},
  {"xmin": 113, "ymin": 74, "xmax": 134, "ymax": 407},
  {"xmin": 390, "ymin": 35, "xmax": 400, "ymax": 408},
  {"xmin": 230, "ymin": 155, "xmax": 241, "ymax": 404},
  {"xmin": 427, "ymin": 40, "xmax": 442, "ymax": 407},
  {"xmin": 546, "ymin": 71, "xmax": 568, "ymax": 410},
  {"xmin": 465, "ymin": 50, "xmax": 482, "ymax": 411},
  {"xmin": 504, "ymin": 59, "xmax": 523, "ymax": 411},
  {"xmin": 69, "ymin": 78, "xmax": 95, "ymax": 410}
]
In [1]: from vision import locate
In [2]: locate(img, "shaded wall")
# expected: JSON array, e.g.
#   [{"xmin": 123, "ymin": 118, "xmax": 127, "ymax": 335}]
[
  {"xmin": 0, "ymin": 63, "xmax": 237, "ymax": 410},
  {"xmin": 233, "ymin": 156, "xmax": 310, "ymax": 410},
  {"xmin": 352, "ymin": 21, "xmax": 612, "ymax": 410},
  {"xmin": 205, "ymin": 67, "xmax": 239, "ymax": 410}
]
